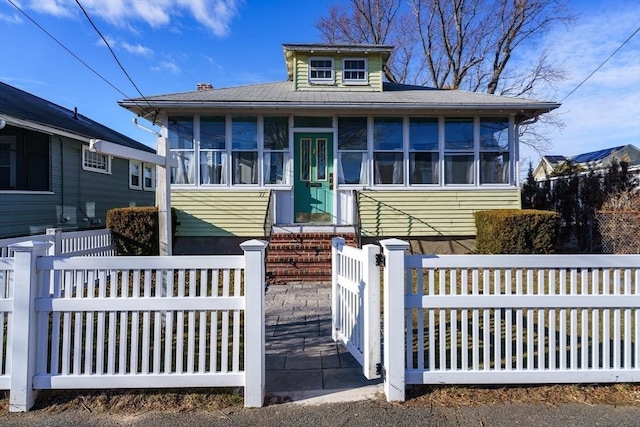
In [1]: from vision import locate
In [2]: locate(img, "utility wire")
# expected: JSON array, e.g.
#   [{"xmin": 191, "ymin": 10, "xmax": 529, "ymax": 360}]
[
  {"xmin": 74, "ymin": 0, "xmax": 155, "ymax": 114},
  {"xmin": 7, "ymin": 0, "xmax": 129, "ymax": 99},
  {"xmin": 560, "ymin": 24, "xmax": 640, "ymax": 102}
]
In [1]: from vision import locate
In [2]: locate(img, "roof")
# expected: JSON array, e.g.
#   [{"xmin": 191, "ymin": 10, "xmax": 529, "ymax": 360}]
[
  {"xmin": 0, "ymin": 81, "xmax": 154, "ymax": 153},
  {"xmin": 120, "ymin": 81, "xmax": 560, "ymax": 123},
  {"xmin": 571, "ymin": 146, "xmax": 627, "ymax": 164}
]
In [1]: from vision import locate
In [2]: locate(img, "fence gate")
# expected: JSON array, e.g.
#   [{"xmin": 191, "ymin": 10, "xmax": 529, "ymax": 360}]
[{"xmin": 330, "ymin": 237, "xmax": 381, "ymax": 379}]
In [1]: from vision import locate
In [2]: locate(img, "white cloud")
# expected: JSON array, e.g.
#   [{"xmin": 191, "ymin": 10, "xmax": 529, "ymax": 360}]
[
  {"xmin": 95, "ymin": 35, "xmax": 117, "ymax": 49},
  {"xmin": 25, "ymin": 0, "xmax": 241, "ymax": 36},
  {"xmin": 28, "ymin": 0, "xmax": 74, "ymax": 18},
  {"xmin": 528, "ymin": 3, "xmax": 640, "ymax": 161},
  {"xmin": 0, "ymin": 12, "xmax": 23, "ymax": 24},
  {"xmin": 151, "ymin": 61, "xmax": 181, "ymax": 75},
  {"xmin": 121, "ymin": 42, "xmax": 154, "ymax": 57}
]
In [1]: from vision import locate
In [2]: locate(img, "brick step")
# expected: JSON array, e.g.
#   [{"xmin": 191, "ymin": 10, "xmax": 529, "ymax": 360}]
[{"xmin": 266, "ymin": 257, "xmax": 332, "ymax": 265}]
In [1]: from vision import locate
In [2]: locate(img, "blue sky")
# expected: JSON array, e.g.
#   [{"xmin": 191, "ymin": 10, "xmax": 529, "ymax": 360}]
[{"xmin": 0, "ymin": 0, "xmax": 638, "ymax": 172}]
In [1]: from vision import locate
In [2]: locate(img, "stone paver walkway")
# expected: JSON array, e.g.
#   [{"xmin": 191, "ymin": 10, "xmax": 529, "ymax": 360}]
[{"xmin": 264, "ymin": 282, "xmax": 382, "ymax": 402}]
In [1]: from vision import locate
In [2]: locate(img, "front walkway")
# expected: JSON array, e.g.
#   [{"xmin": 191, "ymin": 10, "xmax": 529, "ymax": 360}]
[{"xmin": 264, "ymin": 282, "xmax": 382, "ymax": 404}]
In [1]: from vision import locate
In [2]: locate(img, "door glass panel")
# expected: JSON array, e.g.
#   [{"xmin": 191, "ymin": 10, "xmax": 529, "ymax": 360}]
[
  {"xmin": 300, "ymin": 138, "xmax": 311, "ymax": 181},
  {"xmin": 317, "ymin": 139, "xmax": 327, "ymax": 180}
]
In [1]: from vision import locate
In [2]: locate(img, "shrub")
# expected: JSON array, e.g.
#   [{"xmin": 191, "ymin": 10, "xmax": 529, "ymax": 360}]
[
  {"xmin": 106, "ymin": 207, "xmax": 160, "ymax": 255},
  {"xmin": 475, "ymin": 209, "xmax": 559, "ymax": 254}
]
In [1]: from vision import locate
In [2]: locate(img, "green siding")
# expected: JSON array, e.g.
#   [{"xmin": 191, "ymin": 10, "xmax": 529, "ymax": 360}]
[
  {"xmin": 358, "ymin": 190, "xmax": 521, "ymax": 237},
  {"xmin": 0, "ymin": 134, "xmax": 154, "ymax": 238},
  {"xmin": 294, "ymin": 53, "xmax": 383, "ymax": 92},
  {"xmin": 172, "ymin": 190, "xmax": 270, "ymax": 237}
]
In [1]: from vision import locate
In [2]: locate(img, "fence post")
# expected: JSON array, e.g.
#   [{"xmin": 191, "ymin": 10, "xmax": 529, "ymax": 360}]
[
  {"xmin": 240, "ymin": 239, "xmax": 268, "ymax": 408},
  {"xmin": 45, "ymin": 228, "xmax": 62, "ymax": 256},
  {"xmin": 380, "ymin": 238, "xmax": 409, "ymax": 402},
  {"xmin": 8, "ymin": 241, "xmax": 52, "ymax": 412},
  {"xmin": 362, "ymin": 243, "xmax": 381, "ymax": 379},
  {"xmin": 331, "ymin": 237, "xmax": 345, "ymax": 342}
]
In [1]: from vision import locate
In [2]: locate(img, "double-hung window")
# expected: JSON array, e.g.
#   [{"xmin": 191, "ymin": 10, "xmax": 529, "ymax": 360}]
[
  {"xmin": 337, "ymin": 117, "xmax": 367, "ymax": 185},
  {"xmin": 263, "ymin": 116, "xmax": 289, "ymax": 185},
  {"xmin": 83, "ymin": 145, "xmax": 111, "ymax": 174},
  {"xmin": 309, "ymin": 58, "xmax": 334, "ymax": 83},
  {"xmin": 143, "ymin": 164, "xmax": 155, "ymax": 190},
  {"xmin": 343, "ymin": 59, "xmax": 367, "ymax": 83},
  {"xmin": 409, "ymin": 118, "xmax": 439, "ymax": 185},
  {"xmin": 373, "ymin": 117, "xmax": 404, "ymax": 185},
  {"xmin": 232, "ymin": 116, "xmax": 258, "ymax": 185},
  {"xmin": 129, "ymin": 160, "xmax": 141, "ymax": 189},
  {"xmin": 168, "ymin": 116, "xmax": 195, "ymax": 184},
  {"xmin": 200, "ymin": 116, "xmax": 226, "ymax": 185},
  {"xmin": 444, "ymin": 118, "xmax": 475, "ymax": 185},
  {"xmin": 480, "ymin": 118, "xmax": 510, "ymax": 184}
]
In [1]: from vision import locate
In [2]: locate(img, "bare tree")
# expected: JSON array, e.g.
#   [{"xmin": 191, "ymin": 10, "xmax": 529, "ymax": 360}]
[{"xmin": 315, "ymin": 0, "xmax": 573, "ymax": 152}]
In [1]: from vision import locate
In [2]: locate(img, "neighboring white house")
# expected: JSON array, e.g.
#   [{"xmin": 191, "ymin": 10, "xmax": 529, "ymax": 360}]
[{"xmin": 533, "ymin": 144, "xmax": 640, "ymax": 182}]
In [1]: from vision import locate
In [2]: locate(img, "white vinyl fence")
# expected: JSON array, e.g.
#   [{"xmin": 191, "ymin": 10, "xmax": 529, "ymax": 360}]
[
  {"xmin": 379, "ymin": 239, "xmax": 640, "ymax": 401},
  {"xmin": 2, "ymin": 239, "xmax": 267, "ymax": 412},
  {"xmin": 0, "ymin": 228, "xmax": 115, "ymax": 257},
  {"xmin": 331, "ymin": 237, "xmax": 381, "ymax": 379}
]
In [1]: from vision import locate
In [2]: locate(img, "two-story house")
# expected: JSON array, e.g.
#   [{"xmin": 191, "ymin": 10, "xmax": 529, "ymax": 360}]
[{"xmin": 119, "ymin": 43, "xmax": 560, "ymax": 282}]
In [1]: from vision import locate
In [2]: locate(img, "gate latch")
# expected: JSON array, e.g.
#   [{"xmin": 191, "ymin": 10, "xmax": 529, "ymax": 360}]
[
  {"xmin": 376, "ymin": 363, "xmax": 382, "ymax": 376},
  {"xmin": 375, "ymin": 254, "xmax": 385, "ymax": 267}
]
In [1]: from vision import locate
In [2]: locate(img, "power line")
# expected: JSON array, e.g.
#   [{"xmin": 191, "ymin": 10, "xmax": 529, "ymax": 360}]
[
  {"xmin": 74, "ymin": 0, "xmax": 154, "ymax": 113},
  {"xmin": 6, "ymin": 0, "xmax": 129, "ymax": 99},
  {"xmin": 560, "ymin": 24, "xmax": 640, "ymax": 103}
]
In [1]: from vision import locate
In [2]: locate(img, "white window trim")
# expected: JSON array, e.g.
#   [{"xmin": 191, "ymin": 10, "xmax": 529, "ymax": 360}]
[
  {"xmin": 342, "ymin": 57, "xmax": 368, "ymax": 85},
  {"xmin": 82, "ymin": 145, "xmax": 112, "ymax": 174},
  {"xmin": 143, "ymin": 163, "xmax": 156, "ymax": 191},
  {"xmin": 309, "ymin": 57, "xmax": 335, "ymax": 84},
  {"xmin": 129, "ymin": 160, "xmax": 142, "ymax": 190}
]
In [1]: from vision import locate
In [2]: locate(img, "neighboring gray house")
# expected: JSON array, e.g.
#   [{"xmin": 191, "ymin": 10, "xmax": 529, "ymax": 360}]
[
  {"xmin": 533, "ymin": 144, "xmax": 640, "ymax": 182},
  {"xmin": 0, "ymin": 81, "xmax": 157, "ymax": 238}
]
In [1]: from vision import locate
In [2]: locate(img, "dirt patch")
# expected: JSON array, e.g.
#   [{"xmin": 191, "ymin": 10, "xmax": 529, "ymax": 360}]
[
  {"xmin": 405, "ymin": 384, "xmax": 640, "ymax": 407},
  {"xmin": 0, "ymin": 388, "xmax": 243, "ymax": 414}
]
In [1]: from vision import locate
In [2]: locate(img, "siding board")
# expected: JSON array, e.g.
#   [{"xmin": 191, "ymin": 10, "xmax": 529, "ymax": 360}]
[
  {"xmin": 172, "ymin": 191, "xmax": 269, "ymax": 237},
  {"xmin": 358, "ymin": 190, "xmax": 520, "ymax": 237}
]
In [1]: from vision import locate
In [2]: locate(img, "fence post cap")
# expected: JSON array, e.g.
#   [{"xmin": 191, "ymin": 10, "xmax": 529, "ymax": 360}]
[
  {"xmin": 331, "ymin": 236, "xmax": 345, "ymax": 249},
  {"xmin": 239, "ymin": 239, "xmax": 268, "ymax": 251},
  {"xmin": 379, "ymin": 238, "xmax": 410, "ymax": 250},
  {"xmin": 8, "ymin": 241, "xmax": 53, "ymax": 252}
]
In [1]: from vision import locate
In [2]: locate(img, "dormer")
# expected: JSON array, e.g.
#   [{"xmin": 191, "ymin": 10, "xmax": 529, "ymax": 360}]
[{"xmin": 283, "ymin": 43, "xmax": 393, "ymax": 92}]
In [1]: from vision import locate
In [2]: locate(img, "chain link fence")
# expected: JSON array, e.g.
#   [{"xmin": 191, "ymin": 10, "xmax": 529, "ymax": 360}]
[{"xmin": 596, "ymin": 211, "xmax": 640, "ymax": 254}]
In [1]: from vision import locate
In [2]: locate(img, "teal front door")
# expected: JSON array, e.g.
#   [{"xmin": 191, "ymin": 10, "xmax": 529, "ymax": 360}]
[{"xmin": 294, "ymin": 133, "xmax": 333, "ymax": 223}]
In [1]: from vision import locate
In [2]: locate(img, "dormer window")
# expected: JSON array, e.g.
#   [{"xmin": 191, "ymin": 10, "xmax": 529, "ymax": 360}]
[
  {"xmin": 343, "ymin": 58, "xmax": 367, "ymax": 83},
  {"xmin": 309, "ymin": 58, "xmax": 334, "ymax": 83}
]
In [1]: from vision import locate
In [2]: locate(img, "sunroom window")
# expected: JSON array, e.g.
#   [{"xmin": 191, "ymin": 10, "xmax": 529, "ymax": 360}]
[
  {"xmin": 168, "ymin": 116, "xmax": 195, "ymax": 184},
  {"xmin": 373, "ymin": 117, "xmax": 403, "ymax": 185},
  {"xmin": 409, "ymin": 118, "xmax": 439, "ymax": 185},
  {"xmin": 480, "ymin": 118, "xmax": 510, "ymax": 184},
  {"xmin": 232, "ymin": 116, "xmax": 258, "ymax": 185},
  {"xmin": 309, "ymin": 58, "xmax": 334, "ymax": 83},
  {"xmin": 338, "ymin": 117, "xmax": 367, "ymax": 185},
  {"xmin": 444, "ymin": 118, "xmax": 474, "ymax": 185},
  {"xmin": 200, "ymin": 116, "xmax": 226, "ymax": 185},
  {"xmin": 263, "ymin": 116, "xmax": 290, "ymax": 185},
  {"xmin": 343, "ymin": 59, "xmax": 367, "ymax": 83}
]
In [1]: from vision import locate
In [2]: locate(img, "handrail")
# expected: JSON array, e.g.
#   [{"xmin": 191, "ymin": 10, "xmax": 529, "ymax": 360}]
[
  {"xmin": 354, "ymin": 190, "xmax": 362, "ymax": 248},
  {"xmin": 263, "ymin": 190, "xmax": 274, "ymax": 239}
]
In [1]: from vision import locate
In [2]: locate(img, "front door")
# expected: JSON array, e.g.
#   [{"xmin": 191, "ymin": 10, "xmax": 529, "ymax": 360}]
[{"xmin": 294, "ymin": 133, "xmax": 333, "ymax": 223}]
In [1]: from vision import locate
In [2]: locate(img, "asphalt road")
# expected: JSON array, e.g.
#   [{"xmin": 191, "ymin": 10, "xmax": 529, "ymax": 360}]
[{"xmin": 1, "ymin": 400, "xmax": 639, "ymax": 426}]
